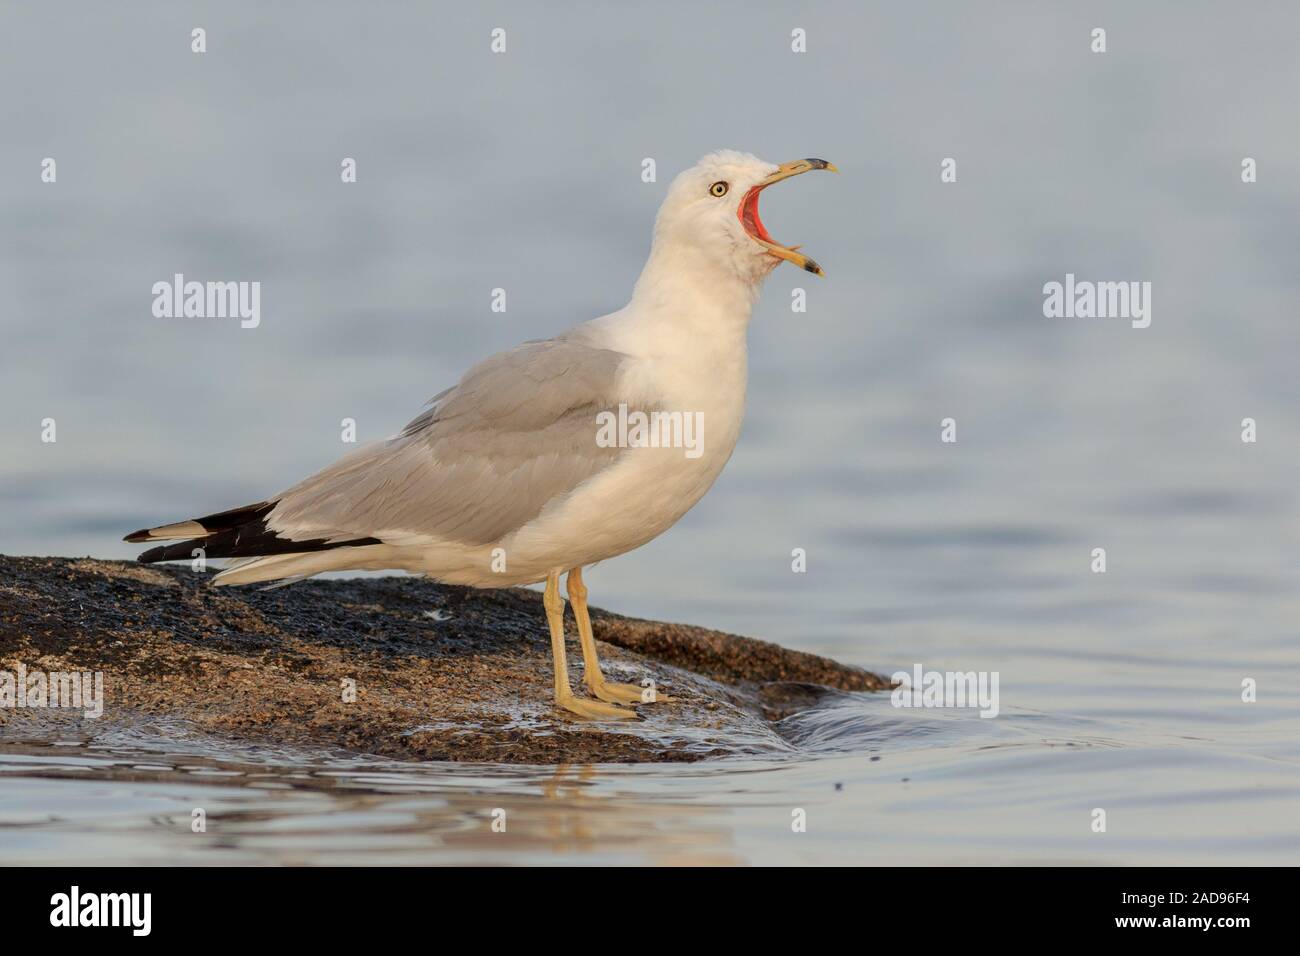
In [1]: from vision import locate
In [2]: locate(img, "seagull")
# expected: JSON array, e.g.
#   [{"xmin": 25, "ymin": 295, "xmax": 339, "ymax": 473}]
[{"xmin": 125, "ymin": 150, "xmax": 836, "ymax": 720}]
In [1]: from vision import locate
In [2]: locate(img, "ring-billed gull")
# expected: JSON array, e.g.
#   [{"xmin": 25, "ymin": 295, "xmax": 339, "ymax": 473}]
[{"xmin": 126, "ymin": 150, "xmax": 836, "ymax": 720}]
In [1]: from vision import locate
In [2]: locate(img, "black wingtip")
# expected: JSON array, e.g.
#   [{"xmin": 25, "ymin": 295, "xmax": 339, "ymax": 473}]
[
  {"xmin": 126, "ymin": 499, "xmax": 380, "ymax": 565},
  {"xmin": 137, "ymin": 544, "xmax": 167, "ymax": 564}
]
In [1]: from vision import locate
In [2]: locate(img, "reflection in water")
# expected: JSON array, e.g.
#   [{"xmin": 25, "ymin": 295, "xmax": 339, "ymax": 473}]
[
  {"xmin": 3, "ymin": 668, "xmax": 1298, "ymax": 866},
  {"xmin": 0, "ymin": 736, "xmax": 746, "ymax": 866}
]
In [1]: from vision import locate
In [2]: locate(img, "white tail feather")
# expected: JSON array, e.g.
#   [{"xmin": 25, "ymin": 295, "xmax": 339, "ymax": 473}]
[
  {"xmin": 140, "ymin": 520, "xmax": 208, "ymax": 541},
  {"xmin": 211, "ymin": 546, "xmax": 390, "ymax": 587}
]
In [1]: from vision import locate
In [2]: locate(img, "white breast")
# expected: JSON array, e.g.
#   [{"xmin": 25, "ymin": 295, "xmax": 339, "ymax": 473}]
[{"xmin": 489, "ymin": 309, "xmax": 750, "ymax": 585}]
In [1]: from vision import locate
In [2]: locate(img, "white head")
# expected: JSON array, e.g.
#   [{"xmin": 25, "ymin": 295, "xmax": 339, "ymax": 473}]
[{"xmin": 650, "ymin": 150, "xmax": 836, "ymax": 286}]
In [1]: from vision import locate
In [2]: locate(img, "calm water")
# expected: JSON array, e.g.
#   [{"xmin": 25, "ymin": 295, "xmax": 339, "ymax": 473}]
[{"xmin": 3, "ymin": 2, "xmax": 1299, "ymax": 864}]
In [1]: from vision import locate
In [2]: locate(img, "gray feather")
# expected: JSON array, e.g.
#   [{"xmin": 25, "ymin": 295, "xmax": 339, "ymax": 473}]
[{"xmin": 264, "ymin": 338, "xmax": 641, "ymax": 547}]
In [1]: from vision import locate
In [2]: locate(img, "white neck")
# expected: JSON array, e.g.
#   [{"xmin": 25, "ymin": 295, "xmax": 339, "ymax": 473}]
[
  {"xmin": 574, "ymin": 240, "xmax": 768, "ymax": 372},
  {"xmin": 627, "ymin": 242, "xmax": 761, "ymax": 338}
]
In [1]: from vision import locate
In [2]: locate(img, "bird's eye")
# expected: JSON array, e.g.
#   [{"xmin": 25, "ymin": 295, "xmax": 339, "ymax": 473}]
[{"xmin": 709, "ymin": 181, "xmax": 729, "ymax": 197}]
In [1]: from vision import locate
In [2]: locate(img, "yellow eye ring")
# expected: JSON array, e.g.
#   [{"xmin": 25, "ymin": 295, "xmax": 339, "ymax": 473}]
[{"xmin": 709, "ymin": 181, "xmax": 729, "ymax": 197}]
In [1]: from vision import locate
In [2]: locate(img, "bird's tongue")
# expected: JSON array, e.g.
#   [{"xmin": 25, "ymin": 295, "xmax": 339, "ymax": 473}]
[
  {"xmin": 740, "ymin": 186, "xmax": 774, "ymax": 243},
  {"xmin": 739, "ymin": 184, "xmax": 821, "ymax": 275}
]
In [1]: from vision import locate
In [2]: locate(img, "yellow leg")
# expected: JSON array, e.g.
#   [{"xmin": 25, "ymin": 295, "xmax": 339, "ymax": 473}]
[
  {"xmin": 567, "ymin": 567, "xmax": 670, "ymax": 705},
  {"xmin": 544, "ymin": 571, "xmax": 636, "ymax": 720}
]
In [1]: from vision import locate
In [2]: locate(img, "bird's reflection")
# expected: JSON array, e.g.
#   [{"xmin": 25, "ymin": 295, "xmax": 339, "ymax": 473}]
[
  {"xmin": 2, "ymin": 741, "xmax": 746, "ymax": 865},
  {"xmin": 432, "ymin": 763, "xmax": 743, "ymax": 865}
]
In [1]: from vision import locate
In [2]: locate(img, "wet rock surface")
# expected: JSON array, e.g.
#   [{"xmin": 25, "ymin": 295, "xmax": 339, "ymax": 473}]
[{"xmin": 0, "ymin": 555, "xmax": 890, "ymax": 764}]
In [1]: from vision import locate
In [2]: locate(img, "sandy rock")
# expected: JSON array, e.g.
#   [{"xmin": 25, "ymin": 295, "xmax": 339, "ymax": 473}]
[{"xmin": 0, "ymin": 555, "xmax": 889, "ymax": 763}]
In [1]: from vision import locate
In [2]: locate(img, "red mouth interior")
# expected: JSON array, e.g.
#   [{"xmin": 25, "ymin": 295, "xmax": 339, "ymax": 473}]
[{"xmin": 739, "ymin": 185, "xmax": 774, "ymax": 243}]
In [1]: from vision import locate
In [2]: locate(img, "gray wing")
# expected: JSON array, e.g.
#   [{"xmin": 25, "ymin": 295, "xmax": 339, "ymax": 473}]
[{"xmin": 264, "ymin": 339, "xmax": 636, "ymax": 547}]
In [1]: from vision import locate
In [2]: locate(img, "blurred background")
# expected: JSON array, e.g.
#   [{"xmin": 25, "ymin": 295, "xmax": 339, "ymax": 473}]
[{"xmin": 2, "ymin": 1, "xmax": 1298, "ymax": 864}]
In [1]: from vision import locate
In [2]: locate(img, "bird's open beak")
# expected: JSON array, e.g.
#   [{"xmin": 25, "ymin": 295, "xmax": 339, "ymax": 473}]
[{"xmin": 739, "ymin": 158, "xmax": 838, "ymax": 276}]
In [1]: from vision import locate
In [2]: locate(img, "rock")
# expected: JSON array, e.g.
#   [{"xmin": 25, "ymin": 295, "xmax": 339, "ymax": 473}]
[{"xmin": 0, "ymin": 555, "xmax": 890, "ymax": 764}]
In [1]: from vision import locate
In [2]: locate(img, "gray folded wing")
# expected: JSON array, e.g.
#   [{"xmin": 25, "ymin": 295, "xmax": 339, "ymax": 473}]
[{"xmin": 265, "ymin": 338, "xmax": 635, "ymax": 547}]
